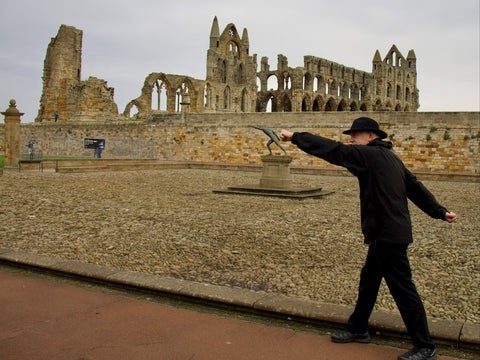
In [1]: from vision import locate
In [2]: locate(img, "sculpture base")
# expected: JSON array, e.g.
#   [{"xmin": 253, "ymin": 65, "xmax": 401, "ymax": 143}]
[
  {"xmin": 214, "ymin": 155, "xmax": 333, "ymax": 199},
  {"xmin": 213, "ymin": 185, "xmax": 333, "ymax": 199},
  {"xmin": 259, "ymin": 155, "xmax": 293, "ymax": 189}
]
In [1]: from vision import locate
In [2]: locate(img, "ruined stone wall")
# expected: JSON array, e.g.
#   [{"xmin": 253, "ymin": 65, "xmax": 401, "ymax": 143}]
[
  {"xmin": 2, "ymin": 112, "xmax": 478, "ymax": 175},
  {"xmin": 36, "ymin": 19, "xmax": 419, "ymax": 121},
  {"xmin": 36, "ymin": 24, "xmax": 83, "ymax": 122},
  {"xmin": 256, "ymin": 44, "xmax": 417, "ymax": 114},
  {"xmin": 36, "ymin": 25, "xmax": 119, "ymax": 123}
]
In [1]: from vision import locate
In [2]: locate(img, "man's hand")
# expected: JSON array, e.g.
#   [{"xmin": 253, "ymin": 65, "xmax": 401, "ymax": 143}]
[
  {"xmin": 445, "ymin": 211, "xmax": 457, "ymax": 223},
  {"xmin": 280, "ymin": 129, "xmax": 294, "ymax": 142}
]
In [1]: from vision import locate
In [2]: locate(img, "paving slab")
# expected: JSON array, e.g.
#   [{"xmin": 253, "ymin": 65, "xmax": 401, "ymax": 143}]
[{"xmin": 0, "ymin": 269, "xmax": 462, "ymax": 360}]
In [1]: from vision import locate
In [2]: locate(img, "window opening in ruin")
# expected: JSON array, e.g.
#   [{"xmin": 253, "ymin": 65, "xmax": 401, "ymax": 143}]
[
  {"xmin": 204, "ymin": 84, "xmax": 213, "ymax": 108},
  {"xmin": 176, "ymin": 91, "xmax": 181, "ymax": 112},
  {"xmin": 283, "ymin": 73, "xmax": 291, "ymax": 90},
  {"xmin": 128, "ymin": 104, "xmax": 139, "ymax": 118},
  {"xmin": 266, "ymin": 96, "xmax": 273, "ymax": 112},
  {"xmin": 152, "ymin": 80, "xmax": 168, "ymax": 111},
  {"xmin": 256, "ymin": 76, "xmax": 263, "ymax": 91},
  {"xmin": 228, "ymin": 41, "xmax": 239, "ymax": 58},
  {"xmin": 267, "ymin": 74, "xmax": 277, "ymax": 91},
  {"xmin": 175, "ymin": 83, "xmax": 189, "ymax": 112}
]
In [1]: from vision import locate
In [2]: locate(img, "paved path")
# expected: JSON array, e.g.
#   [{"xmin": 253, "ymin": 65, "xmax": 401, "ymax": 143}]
[{"xmin": 0, "ymin": 268, "xmax": 462, "ymax": 360}]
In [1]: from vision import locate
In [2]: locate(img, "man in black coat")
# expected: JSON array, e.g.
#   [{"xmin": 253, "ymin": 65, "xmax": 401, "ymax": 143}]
[{"xmin": 280, "ymin": 117, "xmax": 457, "ymax": 360}]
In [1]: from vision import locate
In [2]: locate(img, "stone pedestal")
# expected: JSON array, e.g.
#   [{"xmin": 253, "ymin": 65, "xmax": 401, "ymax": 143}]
[
  {"xmin": 259, "ymin": 155, "xmax": 292, "ymax": 189},
  {"xmin": 1, "ymin": 99, "xmax": 23, "ymax": 170},
  {"xmin": 214, "ymin": 154, "xmax": 333, "ymax": 199}
]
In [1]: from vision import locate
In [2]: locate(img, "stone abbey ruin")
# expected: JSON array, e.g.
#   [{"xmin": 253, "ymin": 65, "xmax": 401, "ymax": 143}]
[
  {"xmin": 36, "ymin": 17, "xmax": 419, "ymax": 122},
  {"xmin": 4, "ymin": 16, "xmax": 477, "ymax": 176}
]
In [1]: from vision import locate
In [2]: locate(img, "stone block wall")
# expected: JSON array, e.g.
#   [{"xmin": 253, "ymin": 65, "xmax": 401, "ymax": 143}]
[{"xmin": 1, "ymin": 111, "xmax": 479, "ymax": 175}]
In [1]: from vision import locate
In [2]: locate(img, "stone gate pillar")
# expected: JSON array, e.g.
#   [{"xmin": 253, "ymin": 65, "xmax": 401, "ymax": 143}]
[{"xmin": 1, "ymin": 99, "xmax": 23, "ymax": 169}]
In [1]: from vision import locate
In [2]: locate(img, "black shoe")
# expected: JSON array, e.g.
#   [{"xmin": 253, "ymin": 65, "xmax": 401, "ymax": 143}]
[
  {"xmin": 331, "ymin": 330, "xmax": 371, "ymax": 343},
  {"xmin": 398, "ymin": 348, "xmax": 437, "ymax": 360}
]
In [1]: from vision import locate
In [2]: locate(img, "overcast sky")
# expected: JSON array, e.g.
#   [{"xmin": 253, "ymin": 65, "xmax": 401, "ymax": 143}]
[{"xmin": 1, "ymin": 0, "xmax": 479, "ymax": 123}]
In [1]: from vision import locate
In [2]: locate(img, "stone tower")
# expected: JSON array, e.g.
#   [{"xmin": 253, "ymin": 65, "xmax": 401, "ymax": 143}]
[
  {"xmin": 205, "ymin": 16, "xmax": 258, "ymax": 112},
  {"xmin": 36, "ymin": 24, "xmax": 119, "ymax": 122}
]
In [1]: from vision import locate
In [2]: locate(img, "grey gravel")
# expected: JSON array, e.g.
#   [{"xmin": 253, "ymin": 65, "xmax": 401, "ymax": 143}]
[{"xmin": 0, "ymin": 169, "xmax": 478, "ymax": 324}]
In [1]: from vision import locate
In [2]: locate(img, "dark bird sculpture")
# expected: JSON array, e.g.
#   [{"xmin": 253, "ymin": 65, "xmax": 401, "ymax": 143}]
[{"xmin": 249, "ymin": 125, "xmax": 288, "ymax": 155}]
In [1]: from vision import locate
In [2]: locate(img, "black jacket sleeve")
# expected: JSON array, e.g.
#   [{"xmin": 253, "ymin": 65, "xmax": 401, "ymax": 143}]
[
  {"xmin": 292, "ymin": 132, "xmax": 340, "ymax": 158},
  {"xmin": 405, "ymin": 169, "xmax": 447, "ymax": 220},
  {"xmin": 292, "ymin": 132, "xmax": 368, "ymax": 174}
]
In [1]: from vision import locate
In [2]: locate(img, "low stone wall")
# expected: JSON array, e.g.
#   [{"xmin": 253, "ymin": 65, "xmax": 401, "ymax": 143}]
[{"xmin": 1, "ymin": 111, "xmax": 479, "ymax": 175}]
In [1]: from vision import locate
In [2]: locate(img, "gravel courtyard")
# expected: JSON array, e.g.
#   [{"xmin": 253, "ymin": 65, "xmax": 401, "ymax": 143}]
[{"xmin": 0, "ymin": 169, "xmax": 478, "ymax": 324}]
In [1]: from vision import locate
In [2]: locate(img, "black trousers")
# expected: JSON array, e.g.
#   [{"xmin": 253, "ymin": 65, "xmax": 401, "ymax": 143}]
[{"xmin": 346, "ymin": 242, "xmax": 435, "ymax": 349}]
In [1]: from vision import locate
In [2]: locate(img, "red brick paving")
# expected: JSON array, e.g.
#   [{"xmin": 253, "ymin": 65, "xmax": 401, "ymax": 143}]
[{"xmin": 0, "ymin": 269, "xmax": 460, "ymax": 360}]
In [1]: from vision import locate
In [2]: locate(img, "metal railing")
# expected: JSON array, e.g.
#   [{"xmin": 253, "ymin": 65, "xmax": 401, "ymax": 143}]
[{"xmin": 18, "ymin": 153, "xmax": 44, "ymax": 171}]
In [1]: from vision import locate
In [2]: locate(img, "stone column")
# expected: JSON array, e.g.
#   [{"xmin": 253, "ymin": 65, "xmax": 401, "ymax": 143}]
[
  {"xmin": 1, "ymin": 99, "xmax": 23, "ymax": 169},
  {"xmin": 259, "ymin": 155, "xmax": 293, "ymax": 189}
]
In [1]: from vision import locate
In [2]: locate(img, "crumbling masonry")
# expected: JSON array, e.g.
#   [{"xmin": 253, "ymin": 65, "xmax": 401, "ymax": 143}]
[{"xmin": 36, "ymin": 17, "xmax": 418, "ymax": 122}]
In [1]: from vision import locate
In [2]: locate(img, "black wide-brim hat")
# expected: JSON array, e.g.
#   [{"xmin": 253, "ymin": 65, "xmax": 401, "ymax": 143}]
[{"xmin": 342, "ymin": 117, "xmax": 388, "ymax": 139}]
